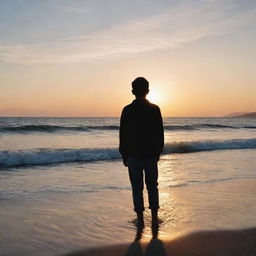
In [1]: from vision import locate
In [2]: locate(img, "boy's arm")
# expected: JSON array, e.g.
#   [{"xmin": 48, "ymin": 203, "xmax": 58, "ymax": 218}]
[
  {"xmin": 156, "ymin": 107, "xmax": 164, "ymax": 157},
  {"xmin": 119, "ymin": 108, "xmax": 128, "ymax": 166}
]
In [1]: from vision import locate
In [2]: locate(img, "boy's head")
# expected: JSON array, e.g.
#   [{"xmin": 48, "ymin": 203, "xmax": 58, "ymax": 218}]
[{"xmin": 132, "ymin": 77, "xmax": 149, "ymax": 97}]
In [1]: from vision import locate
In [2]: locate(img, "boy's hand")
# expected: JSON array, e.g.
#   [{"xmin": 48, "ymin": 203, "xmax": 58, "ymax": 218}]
[
  {"xmin": 122, "ymin": 155, "xmax": 128, "ymax": 167},
  {"xmin": 123, "ymin": 159, "xmax": 128, "ymax": 167}
]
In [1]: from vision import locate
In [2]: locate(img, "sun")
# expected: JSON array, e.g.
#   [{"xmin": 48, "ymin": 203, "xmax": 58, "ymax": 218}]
[{"xmin": 147, "ymin": 89, "xmax": 163, "ymax": 104}]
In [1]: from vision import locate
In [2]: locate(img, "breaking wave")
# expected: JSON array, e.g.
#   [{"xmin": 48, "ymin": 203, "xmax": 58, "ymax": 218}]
[
  {"xmin": 0, "ymin": 123, "xmax": 255, "ymax": 133},
  {"xmin": 0, "ymin": 125, "xmax": 119, "ymax": 133},
  {"xmin": 0, "ymin": 138, "xmax": 255, "ymax": 167}
]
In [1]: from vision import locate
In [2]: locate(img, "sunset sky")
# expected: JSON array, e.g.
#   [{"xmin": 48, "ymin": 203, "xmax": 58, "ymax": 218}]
[{"xmin": 0, "ymin": 0, "xmax": 255, "ymax": 117}]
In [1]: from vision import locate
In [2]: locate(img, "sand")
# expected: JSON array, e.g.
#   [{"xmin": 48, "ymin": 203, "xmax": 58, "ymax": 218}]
[{"xmin": 63, "ymin": 227, "xmax": 256, "ymax": 256}]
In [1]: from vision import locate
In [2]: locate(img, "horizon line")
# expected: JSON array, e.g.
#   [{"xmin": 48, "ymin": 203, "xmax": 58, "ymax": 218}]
[{"xmin": 0, "ymin": 116, "xmax": 240, "ymax": 118}]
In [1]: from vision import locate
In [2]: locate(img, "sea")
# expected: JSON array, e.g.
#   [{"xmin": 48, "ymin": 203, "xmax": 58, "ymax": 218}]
[{"xmin": 0, "ymin": 117, "xmax": 256, "ymax": 256}]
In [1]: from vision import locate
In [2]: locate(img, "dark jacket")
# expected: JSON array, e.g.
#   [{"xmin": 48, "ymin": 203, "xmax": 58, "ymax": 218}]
[{"xmin": 119, "ymin": 98, "xmax": 164, "ymax": 159}]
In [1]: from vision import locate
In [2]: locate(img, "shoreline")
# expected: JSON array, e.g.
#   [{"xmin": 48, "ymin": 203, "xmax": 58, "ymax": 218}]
[{"xmin": 62, "ymin": 227, "xmax": 256, "ymax": 256}]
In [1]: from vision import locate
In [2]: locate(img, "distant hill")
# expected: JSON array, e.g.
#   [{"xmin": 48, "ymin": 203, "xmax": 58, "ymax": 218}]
[{"xmin": 226, "ymin": 112, "xmax": 256, "ymax": 118}]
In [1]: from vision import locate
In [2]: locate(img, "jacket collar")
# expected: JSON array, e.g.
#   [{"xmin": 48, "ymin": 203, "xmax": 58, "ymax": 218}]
[{"xmin": 132, "ymin": 98, "xmax": 149, "ymax": 104}]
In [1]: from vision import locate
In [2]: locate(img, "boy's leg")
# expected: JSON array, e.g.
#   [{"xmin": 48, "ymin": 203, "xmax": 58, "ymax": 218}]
[
  {"xmin": 144, "ymin": 157, "xmax": 159, "ymax": 225},
  {"xmin": 136, "ymin": 211, "xmax": 144, "ymax": 227},
  {"xmin": 128, "ymin": 157, "xmax": 145, "ymax": 214}
]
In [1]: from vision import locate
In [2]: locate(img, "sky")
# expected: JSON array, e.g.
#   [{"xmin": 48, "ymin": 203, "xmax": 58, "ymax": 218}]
[{"xmin": 0, "ymin": 0, "xmax": 255, "ymax": 117}]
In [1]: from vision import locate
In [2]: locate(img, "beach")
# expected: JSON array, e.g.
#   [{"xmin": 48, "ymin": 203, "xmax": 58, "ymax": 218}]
[
  {"xmin": 63, "ymin": 227, "xmax": 256, "ymax": 256},
  {"xmin": 1, "ymin": 0, "xmax": 256, "ymax": 254},
  {"xmin": 0, "ymin": 117, "xmax": 256, "ymax": 256}
]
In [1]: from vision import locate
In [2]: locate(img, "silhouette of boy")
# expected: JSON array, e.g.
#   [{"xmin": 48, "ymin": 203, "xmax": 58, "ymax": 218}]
[{"xmin": 119, "ymin": 77, "xmax": 164, "ymax": 227}]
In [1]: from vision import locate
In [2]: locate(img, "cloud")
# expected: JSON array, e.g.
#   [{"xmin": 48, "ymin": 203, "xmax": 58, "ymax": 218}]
[
  {"xmin": 61, "ymin": 2, "xmax": 94, "ymax": 14},
  {"xmin": 0, "ymin": 0, "xmax": 255, "ymax": 65}
]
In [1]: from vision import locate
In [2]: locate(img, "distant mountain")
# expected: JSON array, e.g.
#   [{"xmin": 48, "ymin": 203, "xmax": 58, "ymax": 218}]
[{"xmin": 226, "ymin": 112, "xmax": 256, "ymax": 118}]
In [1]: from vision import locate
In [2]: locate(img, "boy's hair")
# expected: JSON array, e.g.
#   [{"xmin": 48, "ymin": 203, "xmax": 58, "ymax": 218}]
[{"xmin": 132, "ymin": 77, "xmax": 149, "ymax": 97}]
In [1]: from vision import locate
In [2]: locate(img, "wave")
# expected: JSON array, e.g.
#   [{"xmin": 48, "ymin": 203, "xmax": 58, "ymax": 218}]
[
  {"xmin": 164, "ymin": 125, "xmax": 196, "ymax": 130},
  {"xmin": 163, "ymin": 138, "xmax": 256, "ymax": 153},
  {"xmin": 0, "ymin": 148, "xmax": 120, "ymax": 167},
  {"xmin": 0, "ymin": 185, "xmax": 131, "ymax": 200},
  {"xmin": 0, "ymin": 125, "xmax": 120, "ymax": 133},
  {"xmin": 0, "ymin": 123, "xmax": 255, "ymax": 133},
  {"xmin": 168, "ymin": 176, "xmax": 254, "ymax": 188},
  {"xmin": 1, "ymin": 138, "xmax": 255, "ymax": 168},
  {"xmin": 244, "ymin": 126, "xmax": 256, "ymax": 129},
  {"xmin": 197, "ymin": 124, "xmax": 237, "ymax": 129}
]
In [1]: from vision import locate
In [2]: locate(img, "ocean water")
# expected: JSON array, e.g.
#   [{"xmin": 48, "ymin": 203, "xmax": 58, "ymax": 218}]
[{"xmin": 0, "ymin": 117, "xmax": 256, "ymax": 256}]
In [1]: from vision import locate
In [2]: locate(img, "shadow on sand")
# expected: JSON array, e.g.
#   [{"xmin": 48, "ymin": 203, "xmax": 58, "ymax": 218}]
[
  {"xmin": 63, "ymin": 226, "xmax": 256, "ymax": 256},
  {"xmin": 125, "ymin": 223, "xmax": 167, "ymax": 256}
]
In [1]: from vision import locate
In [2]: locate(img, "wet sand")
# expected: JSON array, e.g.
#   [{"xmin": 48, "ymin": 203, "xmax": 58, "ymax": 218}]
[{"xmin": 63, "ymin": 227, "xmax": 256, "ymax": 256}]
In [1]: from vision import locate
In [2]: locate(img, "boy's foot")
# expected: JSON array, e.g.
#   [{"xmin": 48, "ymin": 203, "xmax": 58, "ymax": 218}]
[
  {"xmin": 135, "ymin": 211, "xmax": 144, "ymax": 227},
  {"xmin": 134, "ymin": 218, "xmax": 144, "ymax": 228}
]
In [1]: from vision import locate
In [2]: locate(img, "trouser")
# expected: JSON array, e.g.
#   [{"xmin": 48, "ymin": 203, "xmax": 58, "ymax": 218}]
[{"xmin": 127, "ymin": 156, "xmax": 159, "ymax": 212}]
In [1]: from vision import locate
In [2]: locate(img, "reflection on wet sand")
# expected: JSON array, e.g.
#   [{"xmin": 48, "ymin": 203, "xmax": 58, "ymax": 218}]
[
  {"xmin": 125, "ymin": 223, "xmax": 167, "ymax": 256},
  {"xmin": 63, "ymin": 227, "xmax": 256, "ymax": 256}
]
